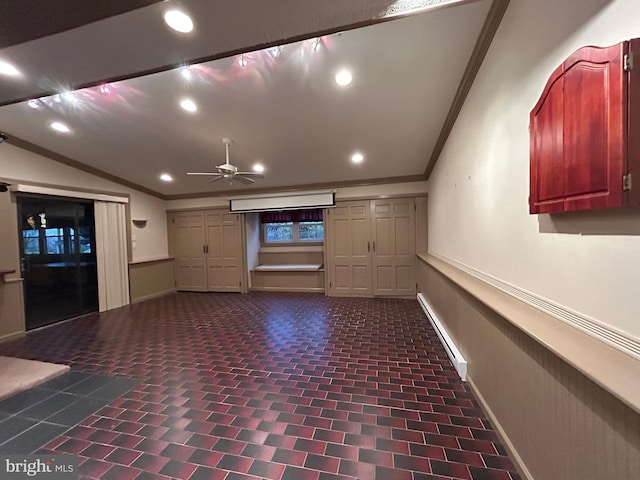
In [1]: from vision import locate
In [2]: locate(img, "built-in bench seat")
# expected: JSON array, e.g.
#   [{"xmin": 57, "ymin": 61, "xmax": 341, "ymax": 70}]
[
  {"xmin": 250, "ymin": 262, "xmax": 325, "ymax": 292},
  {"xmin": 253, "ymin": 264, "xmax": 323, "ymax": 272}
]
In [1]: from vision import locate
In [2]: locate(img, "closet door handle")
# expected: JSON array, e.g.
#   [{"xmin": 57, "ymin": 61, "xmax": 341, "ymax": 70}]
[
  {"xmin": 372, "ymin": 241, "xmax": 376, "ymax": 252},
  {"xmin": 367, "ymin": 241, "xmax": 370, "ymax": 252}
]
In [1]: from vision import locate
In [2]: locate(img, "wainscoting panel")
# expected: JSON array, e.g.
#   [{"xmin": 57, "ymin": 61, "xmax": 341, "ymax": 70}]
[
  {"xmin": 417, "ymin": 258, "xmax": 640, "ymax": 480},
  {"xmin": 128, "ymin": 258, "xmax": 175, "ymax": 303},
  {"xmin": 0, "ymin": 279, "xmax": 25, "ymax": 343}
]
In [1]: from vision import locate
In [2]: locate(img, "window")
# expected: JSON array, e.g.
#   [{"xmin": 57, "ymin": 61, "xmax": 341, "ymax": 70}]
[
  {"xmin": 264, "ymin": 222, "xmax": 294, "ymax": 242},
  {"xmin": 22, "ymin": 227, "xmax": 93, "ymax": 255},
  {"xmin": 263, "ymin": 221, "xmax": 324, "ymax": 243},
  {"xmin": 260, "ymin": 209, "xmax": 324, "ymax": 244},
  {"xmin": 45, "ymin": 228, "xmax": 66, "ymax": 254},
  {"xmin": 22, "ymin": 230, "xmax": 40, "ymax": 255},
  {"xmin": 298, "ymin": 222, "xmax": 324, "ymax": 241}
]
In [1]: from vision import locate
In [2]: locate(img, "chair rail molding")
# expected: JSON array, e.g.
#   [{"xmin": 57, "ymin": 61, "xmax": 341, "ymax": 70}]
[{"xmin": 426, "ymin": 253, "xmax": 640, "ymax": 360}]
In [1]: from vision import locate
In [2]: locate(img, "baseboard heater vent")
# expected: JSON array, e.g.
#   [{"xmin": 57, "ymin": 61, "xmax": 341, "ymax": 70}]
[{"xmin": 417, "ymin": 293, "xmax": 467, "ymax": 381}]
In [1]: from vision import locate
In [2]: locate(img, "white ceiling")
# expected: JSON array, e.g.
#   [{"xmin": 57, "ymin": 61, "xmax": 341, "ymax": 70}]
[{"xmin": 0, "ymin": 0, "xmax": 495, "ymax": 198}]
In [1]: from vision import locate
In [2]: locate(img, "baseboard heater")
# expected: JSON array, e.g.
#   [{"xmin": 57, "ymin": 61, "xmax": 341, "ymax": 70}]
[{"xmin": 417, "ymin": 293, "xmax": 467, "ymax": 381}]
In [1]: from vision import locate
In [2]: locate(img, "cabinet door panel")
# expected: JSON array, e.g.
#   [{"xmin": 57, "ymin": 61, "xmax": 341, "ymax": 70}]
[
  {"xmin": 374, "ymin": 266, "xmax": 394, "ymax": 294},
  {"xmin": 396, "ymin": 265, "xmax": 413, "ymax": 291},
  {"xmin": 334, "ymin": 266, "xmax": 352, "ymax": 290},
  {"xmin": 353, "ymin": 265, "xmax": 372, "ymax": 292},
  {"xmin": 170, "ymin": 212, "xmax": 206, "ymax": 291},
  {"xmin": 374, "ymin": 217, "xmax": 392, "ymax": 256},
  {"xmin": 530, "ymin": 72, "xmax": 565, "ymax": 213},
  {"xmin": 563, "ymin": 63, "xmax": 611, "ymax": 196},
  {"xmin": 326, "ymin": 201, "xmax": 372, "ymax": 295},
  {"xmin": 206, "ymin": 210, "xmax": 243, "ymax": 292},
  {"xmin": 394, "ymin": 217, "xmax": 412, "ymax": 255},
  {"xmin": 327, "ymin": 198, "xmax": 416, "ymax": 297},
  {"xmin": 372, "ymin": 198, "xmax": 415, "ymax": 296},
  {"xmin": 563, "ymin": 43, "xmax": 625, "ymax": 211},
  {"xmin": 530, "ymin": 41, "xmax": 626, "ymax": 213}
]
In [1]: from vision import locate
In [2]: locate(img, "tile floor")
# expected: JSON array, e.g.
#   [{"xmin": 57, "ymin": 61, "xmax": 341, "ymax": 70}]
[
  {"xmin": 0, "ymin": 372, "xmax": 139, "ymax": 453},
  {"xmin": 0, "ymin": 292, "xmax": 520, "ymax": 480}
]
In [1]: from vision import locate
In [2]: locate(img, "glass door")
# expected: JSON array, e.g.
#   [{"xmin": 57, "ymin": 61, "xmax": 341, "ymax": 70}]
[{"xmin": 18, "ymin": 196, "xmax": 98, "ymax": 330}]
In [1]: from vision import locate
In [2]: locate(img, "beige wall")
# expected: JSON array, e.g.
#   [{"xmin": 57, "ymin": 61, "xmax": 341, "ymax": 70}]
[
  {"xmin": 0, "ymin": 192, "xmax": 24, "ymax": 341},
  {"xmin": 129, "ymin": 259, "xmax": 175, "ymax": 303},
  {"xmin": 245, "ymin": 213, "xmax": 261, "ymax": 274},
  {"xmin": 428, "ymin": 0, "xmax": 640, "ymax": 340},
  {"xmin": 164, "ymin": 181, "xmax": 428, "ymax": 211},
  {"xmin": 417, "ymin": 258, "xmax": 640, "ymax": 480},
  {"xmin": 0, "ymin": 143, "xmax": 170, "ymax": 339},
  {"xmin": 1, "ymin": 144, "xmax": 169, "ymax": 263},
  {"xmin": 424, "ymin": 0, "xmax": 640, "ymax": 477}
]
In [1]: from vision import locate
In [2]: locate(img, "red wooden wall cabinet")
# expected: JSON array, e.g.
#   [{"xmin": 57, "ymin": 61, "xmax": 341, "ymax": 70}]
[{"xmin": 529, "ymin": 38, "xmax": 640, "ymax": 214}]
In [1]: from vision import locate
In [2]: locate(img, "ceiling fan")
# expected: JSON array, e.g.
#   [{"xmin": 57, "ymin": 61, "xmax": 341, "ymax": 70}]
[{"xmin": 187, "ymin": 138, "xmax": 265, "ymax": 184}]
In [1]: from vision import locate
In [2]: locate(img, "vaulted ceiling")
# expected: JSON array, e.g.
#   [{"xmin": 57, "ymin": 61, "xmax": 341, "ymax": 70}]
[{"xmin": 0, "ymin": 0, "xmax": 506, "ymax": 198}]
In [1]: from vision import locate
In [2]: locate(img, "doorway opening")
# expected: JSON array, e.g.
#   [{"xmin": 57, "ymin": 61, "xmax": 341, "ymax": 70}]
[{"xmin": 17, "ymin": 196, "xmax": 98, "ymax": 330}]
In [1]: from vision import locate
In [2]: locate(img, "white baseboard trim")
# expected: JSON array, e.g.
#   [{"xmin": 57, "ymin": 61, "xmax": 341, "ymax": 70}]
[
  {"xmin": 466, "ymin": 375, "xmax": 534, "ymax": 480},
  {"xmin": 417, "ymin": 293, "xmax": 467, "ymax": 381},
  {"xmin": 131, "ymin": 288, "xmax": 176, "ymax": 304}
]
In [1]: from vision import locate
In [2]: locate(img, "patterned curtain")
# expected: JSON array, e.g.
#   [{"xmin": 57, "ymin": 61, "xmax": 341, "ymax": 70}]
[{"xmin": 260, "ymin": 208, "xmax": 323, "ymax": 223}]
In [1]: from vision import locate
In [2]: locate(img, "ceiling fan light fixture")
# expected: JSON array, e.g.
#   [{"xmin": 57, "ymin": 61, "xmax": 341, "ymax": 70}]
[
  {"xmin": 252, "ymin": 163, "xmax": 265, "ymax": 174},
  {"xmin": 160, "ymin": 173, "xmax": 173, "ymax": 182},
  {"xmin": 188, "ymin": 138, "xmax": 264, "ymax": 186},
  {"xmin": 163, "ymin": 10, "xmax": 194, "ymax": 33}
]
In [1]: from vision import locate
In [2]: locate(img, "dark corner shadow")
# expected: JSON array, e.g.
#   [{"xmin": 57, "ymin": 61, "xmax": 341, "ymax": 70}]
[{"xmin": 538, "ymin": 208, "xmax": 640, "ymax": 235}]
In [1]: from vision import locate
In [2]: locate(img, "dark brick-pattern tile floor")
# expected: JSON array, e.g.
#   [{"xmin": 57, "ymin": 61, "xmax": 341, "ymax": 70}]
[{"xmin": 0, "ymin": 292, "xmax": 520, "ymax": 480}]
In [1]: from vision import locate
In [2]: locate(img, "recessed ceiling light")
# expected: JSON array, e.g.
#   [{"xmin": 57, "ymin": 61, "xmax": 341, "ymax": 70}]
[
  {"xmin": 351, "ymin": 152, "xmax": 364, "ymax": 164},
  {"xmin": 160, "ymin": 173, "xmax": 173, "ymax": 182},
  {"xmin": 62, "ymin": 91, "xmax": 78, "ymax": 104},
  {"xmin": 0, "ymin": 60, "xmax": 21, "ymax": 77},
  {"xmin": 99, "ymin": 84, "xmax": 112, "ymax": 94},
  {"xmin": 180, "ymin": 98, "xmax": 197, "ymax": 112},
  {"xmin": 180, "ymin": 66, "xmax": 192, "ymax": 80},
  {"xmin": 50, "ymin": 121, "xmax": 71, "ymax": 133},
  {"xmin": 335, "ymin": 69, "xmax": 353, "ymax": 87},
  {"xmin": 238, "ymin": 54, "xmax": 248, "ymax": 68},
  {"xmin": 252, "ymin": 164, "xmax": 265, "ymax": 174},
  {"xmin": 163, "ymin": 10, "xmax": 193, "ymax": 33}
]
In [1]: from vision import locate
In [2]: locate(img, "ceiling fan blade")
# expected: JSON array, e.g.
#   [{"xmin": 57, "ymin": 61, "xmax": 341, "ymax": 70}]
[
  {"xmin": 234, "ymin": 176, "xmax": 255, "ymax": 184},
  {"xmin": 236, "ymin": 172, "xmax": 265, "ymax": 178},
  {"xmin": 207, "ymin": 175, "xmax": 225, "ymax": 183},
  {"xmin": 187, "ymin": 172, "xmax": 220, "ymax": 176}
]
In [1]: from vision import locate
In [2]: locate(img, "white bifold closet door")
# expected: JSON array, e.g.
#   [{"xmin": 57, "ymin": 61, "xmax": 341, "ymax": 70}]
[{"xmin": 94, "ymin": 200, "xmax": 130, "ymax": 311}]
